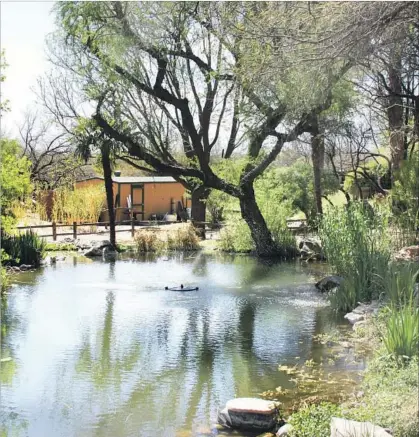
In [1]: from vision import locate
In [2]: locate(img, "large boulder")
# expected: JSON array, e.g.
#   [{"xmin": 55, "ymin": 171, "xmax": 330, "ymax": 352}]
[
  {"xmin": 330, "ymin": 417, "xmax": 393, "ymax": 437},
  {"xmin": 217, "ymin": 398, "xmax": 279, "ymax": 431},
  {"xmin": 298, "ymin": 238, "xmax": 324, "ymax": 261},
  {"xmin": 315, "ymin": 275, "xmax": 343, "ymax": 293}
]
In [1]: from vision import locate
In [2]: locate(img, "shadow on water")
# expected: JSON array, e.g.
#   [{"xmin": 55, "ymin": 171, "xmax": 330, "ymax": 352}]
[{"xmin": 1, "ymin": 254, "xmax": 364, "ymax": 437}]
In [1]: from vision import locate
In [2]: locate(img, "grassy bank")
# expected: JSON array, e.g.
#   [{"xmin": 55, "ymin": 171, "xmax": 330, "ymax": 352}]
[{"xmin": 287, "ymin": 312, "xmax": 418, "ymax": 437}]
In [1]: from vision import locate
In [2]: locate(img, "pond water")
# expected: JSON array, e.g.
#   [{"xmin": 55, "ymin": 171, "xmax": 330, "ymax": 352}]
[{"xmin": 1, "ymin": 253, "xmax": 365, "ymax": 437}]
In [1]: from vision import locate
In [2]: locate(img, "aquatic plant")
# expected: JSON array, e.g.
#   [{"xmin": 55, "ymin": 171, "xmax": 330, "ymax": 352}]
[
  {"xmin": 319, "ymin": 202, "xmax": 391, "ymax": 311},
  {"xmin": 1, "ymin": 231, "xmax": 46, "ymax": 267},
  {"xmin": 382, "ymin": 306, "xmax": 419, "ymax": 359}
]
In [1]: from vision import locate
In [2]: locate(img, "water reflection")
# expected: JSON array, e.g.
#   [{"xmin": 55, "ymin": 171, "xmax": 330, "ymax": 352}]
[{"xmin": 1, "ymin": 255, "xmax": 361, "ymax": 437}]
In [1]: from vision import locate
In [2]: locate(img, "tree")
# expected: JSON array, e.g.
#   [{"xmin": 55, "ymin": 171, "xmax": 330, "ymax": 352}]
[
  {"xmin": 49, "ymin": 2, "xmax": 359, "ymax": 257},
  {"xmin": 19, "ymin": 112, "xmax": 84, "ymax": 189},
  {"xmin": 0, "ymin": 139, "xmax": 32, "ymax": 235},
  {"xmin": 73, "ymin": 117, "xmax": 120, "ymax": 249}
]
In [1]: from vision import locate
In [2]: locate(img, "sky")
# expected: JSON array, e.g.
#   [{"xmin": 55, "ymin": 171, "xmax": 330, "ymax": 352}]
[{"xmin": 1, "ymin": 1, "xmax": 56, "ymax": 138}]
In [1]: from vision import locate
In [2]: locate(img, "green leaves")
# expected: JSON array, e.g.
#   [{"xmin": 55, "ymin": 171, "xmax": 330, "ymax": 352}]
[{"xmin": 0, "ymin": 139, "xmax": 32, "ymax": 235}]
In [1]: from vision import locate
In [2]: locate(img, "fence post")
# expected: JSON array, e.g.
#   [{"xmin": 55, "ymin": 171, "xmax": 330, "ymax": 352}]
[
  {"xmin": 52, "ymin": 222, "xmax": 57, "ymax": 241},
  {"xmin": 73, "ymin": 221, "xmax": 77, "ymax": 240},
  {"xmin": 131, "ymin": 215, "xmax": 135, "ymax": 237}
]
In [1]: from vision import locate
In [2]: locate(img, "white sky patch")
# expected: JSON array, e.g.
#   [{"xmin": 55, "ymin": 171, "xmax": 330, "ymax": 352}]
[{"xmin": 1, "ymin": 1, "xmax": 55, "ymax": 138}]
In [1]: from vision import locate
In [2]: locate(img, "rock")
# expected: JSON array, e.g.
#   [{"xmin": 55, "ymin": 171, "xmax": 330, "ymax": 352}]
[
  {"xmin": 330, "ymin": 417, "xmax": 393, "ymax": 437},
  {"xmin": 394, "ymin": 245, "xmax": 419, "ymax": 262},
  {"xmin": 102, "ymin": 246, "xmax": 117, "ymax": 258},
  {"xmin": 19, "ymin": 264, "xmax": 33, "ymax": 271},
  {"xmin": 83, "ymin": 240, "xmax": 114, "ymax": 257},
  {"xmin": 298, "ymin": 238, "xmax": 324, "ymax": 261},
  {"xmin": 352, "ymin": 320, "xmax": 367, "ymax": 332},
  {"xmin": 276, "ymin": 423, "xmax": 294, "ymax": 436},
  {"xmin": 315, "ymin": 275, "xmax": 343, "ymax": 293},
  {"xmin": 62, "ymin": 237, "xmax": 74, "ymax": 243},
  {"xmin": 344, "ymin": 312, "xmax": 365, "ymax": 325},
  {"xmin": 84, "ymin": 247, "xmax": 103, "ymax": 257},
  {"xmin": 217, "ymin": 398, "xmax": 279, "ymax": 431}
]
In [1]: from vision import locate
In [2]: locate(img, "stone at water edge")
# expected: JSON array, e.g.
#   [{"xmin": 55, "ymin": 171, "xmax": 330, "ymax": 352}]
[
  {"xmin": 330, "ymin": 417, "xmax": 393, "ymax": 437},
  {"xmin": 344, "ymin": 312, "xmax": 365, "ymax": 325},
  {"xmin": 276, "ymin": 423, "xmax": 294, "ymax": 436},
  {"xmin": 83, "ymin": 247, "xmax": 103, "ymax": 257},
  {"xmin": 315, "ymin": 275, "xmax": 343, "ymax": 293},
  {"xmin": 218, "ymin": 398, "xmax": 279, "ymax": 431}
]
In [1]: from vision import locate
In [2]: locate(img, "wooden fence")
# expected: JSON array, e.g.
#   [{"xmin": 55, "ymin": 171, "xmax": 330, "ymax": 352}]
[
  {"xmin": 16, "ymin": 218, "xmax": 310, "ymax": 241},
  {"xmin": 16, "ymin": 218, "xmax": 216, "ymax": 241}
]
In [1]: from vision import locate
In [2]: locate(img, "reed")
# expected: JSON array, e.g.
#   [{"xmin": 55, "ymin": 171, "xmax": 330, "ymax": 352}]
[
  {"xmin": 1, "ymin": 231, "xmax": 46, "ymax": 267},
  {"xmin": 52, "ymin": 185, "xmax": 106, "ymax": 224},
  {"xmin": 319, "ymin": 202, "xmax": 391, "ymax": 311}
]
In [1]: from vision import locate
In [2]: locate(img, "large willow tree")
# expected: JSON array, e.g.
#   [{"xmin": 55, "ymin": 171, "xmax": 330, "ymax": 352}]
[{"xmin": 51, "ymin": 1, "xmax": 400, "ymax": 256}]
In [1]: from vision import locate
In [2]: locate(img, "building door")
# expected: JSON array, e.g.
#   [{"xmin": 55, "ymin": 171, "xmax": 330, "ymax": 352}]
[{"xmin": 131, "ymin": 184, "xmax": 144, "ymax": 220}]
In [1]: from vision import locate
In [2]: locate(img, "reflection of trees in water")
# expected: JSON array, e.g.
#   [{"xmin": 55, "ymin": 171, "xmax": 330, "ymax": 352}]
[{"xmin": 80, "ymin": 293, "xmax": 262, "ymax": 436}]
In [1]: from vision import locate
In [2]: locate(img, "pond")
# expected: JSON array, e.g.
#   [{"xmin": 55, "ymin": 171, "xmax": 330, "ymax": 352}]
[{"xmin": 0, "ymin": 253, "xmax": 365, "ymax": 437}]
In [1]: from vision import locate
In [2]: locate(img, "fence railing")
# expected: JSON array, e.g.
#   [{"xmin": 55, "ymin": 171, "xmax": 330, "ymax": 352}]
[{"xmin": 16, "ymin": 219, "xmax": 218, "ymax": 241}]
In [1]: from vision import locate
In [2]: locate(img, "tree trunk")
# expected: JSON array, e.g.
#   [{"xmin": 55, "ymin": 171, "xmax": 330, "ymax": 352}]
[
  {"xmin": 386, "ymin": 51, "xmax": 404, "ymax": 178},
  {"xmin": 191, "ymin": 186, "xmax": 210, "ymax": 239},
  {"xmin": 101, "ymin": 146, "xmax": 116, "ymax": 248},
  {"xmin": 239, "ymin": 184, "xmax": 279, "ymax": 257},
  {"xmin": 310, "ymin": 116, "xmax": 324, "ymax": 216}
]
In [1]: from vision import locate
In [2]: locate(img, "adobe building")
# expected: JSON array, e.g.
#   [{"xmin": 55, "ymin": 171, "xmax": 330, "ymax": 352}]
[{"xmin": 75, "ymin": 173, "xmax": 189, "ymax": 221}]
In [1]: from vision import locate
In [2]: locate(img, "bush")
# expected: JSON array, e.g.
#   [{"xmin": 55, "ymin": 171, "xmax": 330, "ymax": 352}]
[
  {"xmin": 1, "ymin": 231, "xmax": 46, "ymax": 267},
  {"xmin": 392, "ymin": 148, "xmax": 419, "ymax": 231},
  {"xmin": 166, "ymin": 225, "xmax": 199, "ymax": 251},
  {"xmin": 134, "ymin": 230, "xmax": 162, "ymax": 253},
  {"xmin": 219, "ymin": 219, "xmax": 253, "ymax": 253},
  {"xmin": 289, "ymin": 402, "xmax": 341, "ymax": 437},
  {"xmin": 1, "ymin": 250, "xmax": 10, "ymax": 294},
  {"xmin": 319, "ymin": 202, "xmax": 391, "ymax": 311}
]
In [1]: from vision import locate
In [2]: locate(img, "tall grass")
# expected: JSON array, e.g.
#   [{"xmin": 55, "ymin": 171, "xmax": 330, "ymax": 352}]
[
  {"xmin": 52, "ymin": 185, "xmax": 106, "ymax": 224},
  {"xmin": 166, "ymin": 225, "xmax": 199, "ymax": 251},
  {"xmin": 319, "ymin": 202, "xmax": 391, "ymax": 311},
  {"xmin": 134, "ymin": 225, "xmax": 199, "ymax": 253},
  {"xmin": 383, "ymin": 306, "xmax": 419, "ymax": 358},
  {"xmin": 134, "ymin": 231, "xmax": 161, "ymax": 252},
  {"xmin": 1, "ymin": 231, "xmax": 46, "ymax": 266},
  {"xmin": 380, "ymin": 262, "xmax": 419, "ymax": 359}
]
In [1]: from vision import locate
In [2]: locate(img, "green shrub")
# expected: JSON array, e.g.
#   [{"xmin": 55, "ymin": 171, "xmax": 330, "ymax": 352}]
[
  {"xmin": 134, "ymin": 230, "xmax": 162, "ymax": 252},
  {"xmin": 1, "ymin": 250, "xmax": 10, "ymax": 294},
  {"xmin": 289, "ymin": 402, "xmax": 341, "ymax": 437},
  {"xmin": 1, "ymin": 231, "xmax": 46, "ymax": 267},
  {"xmin": 319, "ymin": 202, "xmax": 391, "ymax": 311},
  {"xmin": 166, "ymin": 225, "xmax": 199, "ymax": 251},
  {"xmin": 219, "ymin": 219, "xmax": 253, "ymax": 253},
  {"xmin": 392, "ymin": 148, "xmax": 419, "ymax": 231}
]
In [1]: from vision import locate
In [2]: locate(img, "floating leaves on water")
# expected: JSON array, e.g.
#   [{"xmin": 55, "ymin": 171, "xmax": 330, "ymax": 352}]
[{"xmin": 278, "ymin": 365, "xmax": 299, "ymax": 375}]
